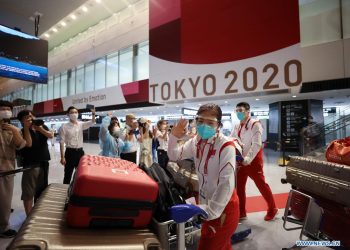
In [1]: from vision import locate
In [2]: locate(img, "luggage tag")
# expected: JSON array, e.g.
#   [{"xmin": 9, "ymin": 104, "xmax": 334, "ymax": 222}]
[{"xmin": 111, "ymin": 168, "xmax": 129, "ymax": 175}]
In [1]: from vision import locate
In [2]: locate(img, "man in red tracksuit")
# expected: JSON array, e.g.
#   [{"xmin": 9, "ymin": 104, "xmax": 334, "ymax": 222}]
[{"xmin": 231, "ymin": 102, "xmax": 278, "ymax": 221}]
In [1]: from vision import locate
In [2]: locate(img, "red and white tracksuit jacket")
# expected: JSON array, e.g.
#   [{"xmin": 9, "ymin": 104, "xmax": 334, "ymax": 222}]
[
  {"xmin": 231, "ymin": 117, "xmax": 276, "ymax": 216},
  {"xmin": 168, "ymin": 133, "xmax": 239, "ymax": 250}
]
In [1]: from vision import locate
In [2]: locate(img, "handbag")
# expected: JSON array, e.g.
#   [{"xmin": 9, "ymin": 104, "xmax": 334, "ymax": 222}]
[{"xmin": 326, "ymin": 136, "xmax": 350, "ymax": 166}]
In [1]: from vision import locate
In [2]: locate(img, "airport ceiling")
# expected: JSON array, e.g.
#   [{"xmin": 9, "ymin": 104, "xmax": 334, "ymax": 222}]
[
  {"xmin": 0, "ymin": 0, "xmax": 140, "ymax": 49},
  {"xmin": 0, "ymin": 0, "xmax": 88, "ymax": 37},
  {"xmin": 0, "ymin": 0, "xmax": 140, "ymax": 95}
]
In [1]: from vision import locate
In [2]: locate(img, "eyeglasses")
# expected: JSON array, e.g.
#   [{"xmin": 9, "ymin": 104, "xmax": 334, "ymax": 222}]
[{"xmin": 195, "ymin": 115, "xmax": 218, "ymax": 128}]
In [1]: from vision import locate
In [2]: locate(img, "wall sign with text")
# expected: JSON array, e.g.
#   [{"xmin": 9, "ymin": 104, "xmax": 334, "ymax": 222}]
[{"xmin": 149, "ymin": 0, "xmax": 301, "ymax": 103}]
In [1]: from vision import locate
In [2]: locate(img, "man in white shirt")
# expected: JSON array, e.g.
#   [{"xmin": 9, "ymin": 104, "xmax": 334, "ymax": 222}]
[
  {"xmin": 59, "ymin": 106, "xmax": 95, "ymax": 184},
  {"xmin": 120, "ymin": 114, "xmax": 140, "ymax": 164},
  {"xmin": 231, "ymin": 102, "xmax": 277, "ymax": 221}
]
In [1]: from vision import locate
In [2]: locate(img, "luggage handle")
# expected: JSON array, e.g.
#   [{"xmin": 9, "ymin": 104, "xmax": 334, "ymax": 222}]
[
  {"xmin": 11, "ymin": 240, "xmax": 47, "ymax": 250},
  {"xmin": 143, "ymin": 238, "xmax": 161, "ymax": 250}
]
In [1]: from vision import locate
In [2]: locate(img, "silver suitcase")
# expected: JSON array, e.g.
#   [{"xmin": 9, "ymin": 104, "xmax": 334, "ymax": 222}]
[
  {"xmin": 288, "ymin": 156, "xmax": 350, "ymax": 182},
  {"xmin": 7, "ymin": 183, "xmax": 161, "ymax": 250},
  {"xmin": 286, "ymin": 167, "xmax": 350, "ymax": 207}
]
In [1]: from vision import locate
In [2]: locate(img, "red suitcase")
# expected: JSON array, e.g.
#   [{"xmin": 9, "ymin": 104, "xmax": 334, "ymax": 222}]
[{"xmin": 66, "ymin": 155, "xmax": 158, "ymax": 228}]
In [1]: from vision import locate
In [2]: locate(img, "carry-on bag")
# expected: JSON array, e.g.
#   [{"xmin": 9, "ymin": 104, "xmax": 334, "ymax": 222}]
[
  {"xmin": 140, "ymin": 162, "xmax": 185, "ymax": 222},
  {"xmin": 326, "ymin": 136, "xmax": 350, "ymax": 166},
  {"xmin": 66, "ymin": 155, "xmax": 158, "ymax": 228},
  {"xmin": 7, "ymin": 183, "xmax": 161, "ymax": 250}
]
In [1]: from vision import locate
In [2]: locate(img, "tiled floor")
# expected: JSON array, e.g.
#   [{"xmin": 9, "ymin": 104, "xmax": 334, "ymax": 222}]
[{"xmin": 0, "ymin": 142, "xmax": 330, "ymax": 250}]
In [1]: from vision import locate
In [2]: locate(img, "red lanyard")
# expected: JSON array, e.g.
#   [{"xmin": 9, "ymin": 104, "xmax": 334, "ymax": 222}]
[
  {"xmin": 196, "ymin": 136, "xmax": 217, "ymax": 175},
  {"xmin": 238, "ymin": 118, "xmax": 251, "ymax": 139}
]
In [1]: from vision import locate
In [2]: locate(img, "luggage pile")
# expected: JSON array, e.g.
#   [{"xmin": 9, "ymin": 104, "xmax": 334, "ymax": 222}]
[
  {"xmin": 8, "ymin": 183, "xmax": 161, "ymax": 250},
  {"xmin": 8, "ymin": 155, "xmax": 251, "ymax": 249},
  {"xmin": 285, "ymin": 141, "xmax": 350, "ymax": 248}
]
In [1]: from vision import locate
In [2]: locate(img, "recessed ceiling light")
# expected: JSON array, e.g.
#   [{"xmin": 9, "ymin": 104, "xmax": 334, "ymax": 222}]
[
  {"xmin": 292, "ymin": 95, "xmax": 297, "ymax": 98},
  {"xmin": 44, "ymin": 33, "xmax": 50, "ymax": 38},
  {"xmin": 255, "ymin": 98, "xmax": 260, "ymax": 101},
  {"xmin": 157, "ymin": 107, "xmax": 160, "ymax": 109},
  {"xmin": 70, "ymin": 14, "xmax": 77, "ymax": 20},
  {"xmin": 224, "ymin": 101, "xmax": 228, "ymax": 104},
  {"xmin": 176, "ymin": 106, "xmax": 179, "ymax": 108},
  {"xmin": 95, "ymin": 0, "xmax": 101, "ymax": 3},
  {"xmin": 139, "ymin": 108, "xmax": 143, "ymax": 111},
  {"xmin": 60, "ymin": 21, "xmax": 66, "ymax": 27},
  {"xmin": 128, "ymin": 5, "xmax": 132, "ymax": 8},
  {"xmin": 82, "ymin": 6, "xmax": 88, "ymax": 12},
  {"xmin": 198, "ymin": 103, "xmax": 202, "ymax": 106},
  {"xmin": 52, "ymin": 28, "xmax": 58, "ymax": 33}
]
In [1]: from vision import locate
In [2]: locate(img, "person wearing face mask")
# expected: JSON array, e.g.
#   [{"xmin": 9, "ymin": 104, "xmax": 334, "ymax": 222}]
[
  {"xmin": 138, "ymin": 118, "xmax": 153, "ymax": 167},
  {"xmin": 154, "ymin": 120, "xmax": 169, "ymax": 170},
  {"xmin": 59, "ymin": 106, "xmax": 95, "ymax": 184},
  {"xmin": 17, "ymin": 110, "xmax": 53, "ymax": 215},
  {"xmin": 168, "ymin": 103, "xmax": 239, "ymax": 250},
  {"xmin": 0, "ymin": 101, "xmax": 30, "ymax": 238},
  {"xmin": 99, "ymin": 116, "xmax": 124, "ymax": 158},
  {"xmin": 300, "ymin": 115, "xmax": 322, "ymax": 154},
  {"xmin": 120, "ymin": 114, "xmax": 141, "ymax": 164},
  {"xmin": 230, "ymin": 102, "xmax": 277, "ymax": 221}
]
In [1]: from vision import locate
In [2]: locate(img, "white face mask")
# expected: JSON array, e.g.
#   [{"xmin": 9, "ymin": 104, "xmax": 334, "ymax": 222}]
[
  {"xmin": 112, "ymin": 128, "xmax": 121, "ymax": 138},
  {"xmin": 0, "ymin": 110, "xmax": 12, "ymax": 120},
  {"xmin": 69, "ymin": 113, "xmax": 78, "ymax": 121}
]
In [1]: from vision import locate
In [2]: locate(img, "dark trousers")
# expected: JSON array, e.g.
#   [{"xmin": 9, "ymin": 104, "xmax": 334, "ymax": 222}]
[
  {"xmin": 63, "ymin": 148, "xmax": 84, "ymax": 184},
  {"xmin": 120, "ymin": 151, "xmax": 137, "ymax": 164},
  {"xmin": 34, "ymin": 161, "xmax": 49, "ymax": 202},
  {"xmin": 157, "ymin": 150, "xmax": 169, "ymax": 169}
]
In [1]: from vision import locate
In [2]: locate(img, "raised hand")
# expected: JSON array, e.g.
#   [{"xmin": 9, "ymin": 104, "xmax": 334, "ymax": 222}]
[{"xmin": 171, "ymin": 119, "xmax": 188, "ymax": 138}]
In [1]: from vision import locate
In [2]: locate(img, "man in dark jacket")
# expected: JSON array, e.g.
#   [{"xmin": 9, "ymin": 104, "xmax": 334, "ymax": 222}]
[{"xmin": 17, "ymin": 110, "xmax": 53, "ymax": 216}]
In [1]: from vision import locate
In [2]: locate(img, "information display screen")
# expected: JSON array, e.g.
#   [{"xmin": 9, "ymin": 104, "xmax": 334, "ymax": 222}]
[{"xmin": 0, "ymin": 25, "xmax": 48, "ymax": 83}]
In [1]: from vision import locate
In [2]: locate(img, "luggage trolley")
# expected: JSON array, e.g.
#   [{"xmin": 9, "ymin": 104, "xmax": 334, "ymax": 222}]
[
  {"xmin": 282, "ymin": 189, "xmax": 341, "ymax": 250},
  {"xmin": 152, "ymin": 217, "xmax": 201, "ymax": 250}
]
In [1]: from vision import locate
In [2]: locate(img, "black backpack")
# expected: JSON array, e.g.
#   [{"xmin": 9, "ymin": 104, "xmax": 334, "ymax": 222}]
[{"xmin": 140, "ymin": 163, "xmax": 185, "ymax": 222}]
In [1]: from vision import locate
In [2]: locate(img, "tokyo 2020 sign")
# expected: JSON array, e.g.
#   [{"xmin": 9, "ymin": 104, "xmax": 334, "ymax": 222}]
[{"xmin": 149, "ymin": 0, "xmax": 301, "ymax": 103}]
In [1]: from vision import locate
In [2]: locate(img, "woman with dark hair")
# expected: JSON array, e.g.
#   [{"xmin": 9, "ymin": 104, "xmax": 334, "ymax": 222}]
[
  {"xmin": 168, "ymin": 103, "xmax": 239, "ymax": 250},
  {"xmin": 99, "ymin": 116, "xmax": 124, "ymax": 158}
]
